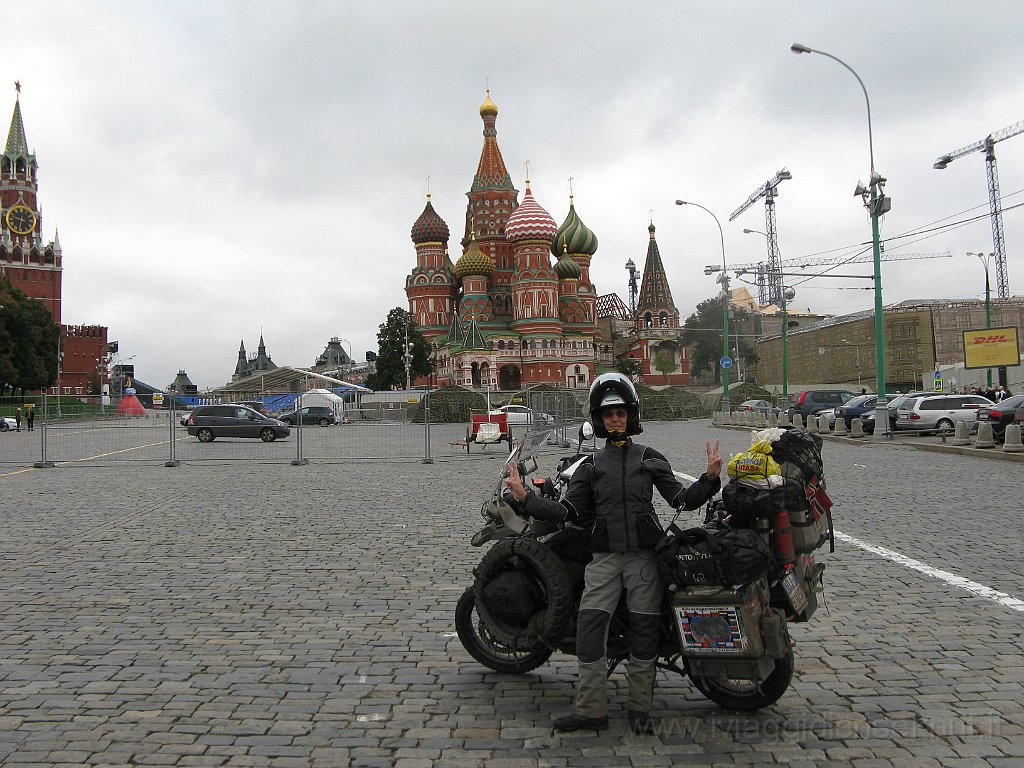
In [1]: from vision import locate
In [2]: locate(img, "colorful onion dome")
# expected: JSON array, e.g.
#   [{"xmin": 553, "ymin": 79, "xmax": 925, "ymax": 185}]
[
  {"xmin": 479, "ymin": 90, "xmax": 498, "ymax": 117},
  {"xmin": 554, "ymin": 243, "xmax": 582, "ymax": 281},
  {"xmin": 453, "ymin": 232, "xmax": 494, "ymax": 278},
  {"xmin": 410, "ymin": 194, "xmax": 450, "ymax": 244},
  {"xmin": 505, "ymin": 181, "xmax": 558, "ymax": 243},
  {"xmin": 552, "ymin": 194, "xmax": 598, "ymax": 256}
]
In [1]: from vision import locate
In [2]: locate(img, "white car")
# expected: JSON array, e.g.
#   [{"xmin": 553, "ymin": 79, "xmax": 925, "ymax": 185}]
[
  {"xmin": 488, "ymin": 404, "xmax": 555, "ymax": 426},
  {"xmin": 0, "ymin": 416, "xmax": 17, "ymax": 431}
]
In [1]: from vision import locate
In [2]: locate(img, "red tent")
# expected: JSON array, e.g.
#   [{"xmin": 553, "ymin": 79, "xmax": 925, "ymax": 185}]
[{"xmin": 116, "ymin": 394, "xmax": 146, "ymax": 416}]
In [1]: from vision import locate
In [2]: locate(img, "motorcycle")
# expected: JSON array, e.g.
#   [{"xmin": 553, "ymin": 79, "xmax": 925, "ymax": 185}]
[{"xmin": 455, "ymin": 424, "xmax": 828, "ymax": 710}]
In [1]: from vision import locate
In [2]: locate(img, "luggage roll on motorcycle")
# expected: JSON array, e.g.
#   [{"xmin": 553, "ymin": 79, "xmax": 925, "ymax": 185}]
[{"xmin": 455, "ymin": 422, "xmax": 831, "ymax": 711}]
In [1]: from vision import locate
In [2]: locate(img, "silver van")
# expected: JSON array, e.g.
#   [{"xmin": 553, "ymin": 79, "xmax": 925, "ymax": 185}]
[{"xmin": 894, "ymin": 394, "xmax": 992, "ymax": 432}]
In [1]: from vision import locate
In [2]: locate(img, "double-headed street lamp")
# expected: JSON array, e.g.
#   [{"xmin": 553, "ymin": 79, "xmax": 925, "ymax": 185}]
[
  {"xmin": 791, "ymin": 42, "xmax": 891, "ymax": 437},
  {"xmin": 675, "ymin": 199, "xmax": 731, "ymax": 413},
  {"xmin": 969, "ymin": 251, "xmax": 994, "ymax": 387}
]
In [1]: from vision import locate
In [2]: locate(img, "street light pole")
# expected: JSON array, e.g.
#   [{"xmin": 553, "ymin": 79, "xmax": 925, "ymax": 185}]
[
  {"xmin": 781, "ymin": 286, "xmax": 796, "ymax": 405},
  {"xmin": 675, "ymin": 199, "xmax": 730, "ymax": 413},
  {"xmin": 842, "ymin": 339, "xmax": 863, "ymax": 388},
  {"xmin": 970, "ymin": 252, "xmax": 994, "ymax": 387},
  {"xmin": 792, "ymin": 42, "xmax": 890, "ymax": 437},
  {"xmin": 404, "ymin": 318, "xmax": 412, "ymax": 391}
]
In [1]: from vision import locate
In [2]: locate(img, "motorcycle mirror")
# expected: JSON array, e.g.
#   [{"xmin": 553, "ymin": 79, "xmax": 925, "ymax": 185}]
[{"xmin": 579, "ymin": 421, "xmax": 594, "ymax": 442}]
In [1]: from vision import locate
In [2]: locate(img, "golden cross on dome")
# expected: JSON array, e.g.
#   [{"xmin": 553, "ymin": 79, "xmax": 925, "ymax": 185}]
[
  {"xmin": 649, "ymin": 209, "xmax": 655, "ymax": 224},
  {"xmin": 568, "ymin": 176, "xmax": 575, "ymax": 201},
  {"xmin": 523, "ymin": 159, "xmax": 531, "ymax": 184},
  {"xmin": 426, "ymin": 175, "xmax": 431, "ymax": 199}
]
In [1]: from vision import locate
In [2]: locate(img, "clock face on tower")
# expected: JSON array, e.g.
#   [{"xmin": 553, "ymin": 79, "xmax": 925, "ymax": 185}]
[{"xmin": 5, "ymin": 204, "xmax": 36, "ymax": 235}]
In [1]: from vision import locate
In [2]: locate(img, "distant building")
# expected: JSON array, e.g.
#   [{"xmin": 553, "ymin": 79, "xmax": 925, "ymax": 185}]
[
  {"xmin": 2, "ymin": 86, "xmax": 108, "ymax": 397},
  {"xmin": 232, "ymin": 335, "xmax": 277, "ymax": 381},
  {"xmin": 168, "ymin": 369, "xmax": 198, "ymax": 395}
]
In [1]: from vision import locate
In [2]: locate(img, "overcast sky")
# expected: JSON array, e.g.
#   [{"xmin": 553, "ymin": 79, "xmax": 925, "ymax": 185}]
[{"xmin": 6, "ymin": 1, "xmax": 1024, "ymax": 390}]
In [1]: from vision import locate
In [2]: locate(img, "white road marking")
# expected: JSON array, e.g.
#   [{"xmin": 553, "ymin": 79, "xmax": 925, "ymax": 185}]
[{"xmin": 833, "ymin": 531, "xmax": 1024, "ymax": 614}]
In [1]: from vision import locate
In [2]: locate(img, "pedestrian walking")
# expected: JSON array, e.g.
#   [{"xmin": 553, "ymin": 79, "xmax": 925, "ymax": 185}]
[
  {"xmin": 26, "ymin": 406, "xmax": 34, "ymax": 431},
  {"xmin": 503, "ymin": 372, "xmax": 723, "ymax": 734},
  {"xmin": 15, "ymin": 407, "xmax": 22, "ymax": 432}
]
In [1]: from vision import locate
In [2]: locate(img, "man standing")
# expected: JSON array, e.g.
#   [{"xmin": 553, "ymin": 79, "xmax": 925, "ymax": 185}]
[
  {"xmin": 505, "ymin": 372, "xmax": 722, "ymax": 734},
  {"xmin": 15, "ymin": 407, "xmax": 22, "ymax": 432},
  {"xmin": 26, "ymin": 406, "xmax": 35, "ymax": 431}
]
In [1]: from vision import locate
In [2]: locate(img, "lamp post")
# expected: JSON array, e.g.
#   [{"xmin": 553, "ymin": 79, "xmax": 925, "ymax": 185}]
[
  {"xmin": 842, "ymin": 339, "xmax": 863, "ymax": 388},
  {"xmin": 781, "ymin": 286, "xmax": 796, "ymax": 405},
  {"xmin": 792, "ymin": 42, "xmax": 890, "ymax": 437},
  {"xmin": 338, "ymin": 337, "xmax": 354, "ymax": 371},
  {"xmin": 403, "ymin": 318, "xmax": 412, "ymax": 391},
  {"xmin": 969, "ymin": 251, "xmax": 994, "ymax": 387},
  {"xmin": 675, "ymin": 199, "xmax": 730, "ymax": 413}
]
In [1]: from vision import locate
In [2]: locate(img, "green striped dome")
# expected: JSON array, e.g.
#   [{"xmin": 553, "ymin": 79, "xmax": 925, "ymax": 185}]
[
  {"xmin": 552, "ymin": 199, "xmax": 598, "ymax": 257},
  {"xmin": 554, "ymin": 244, "xmax": 582, "ymax": 281}
]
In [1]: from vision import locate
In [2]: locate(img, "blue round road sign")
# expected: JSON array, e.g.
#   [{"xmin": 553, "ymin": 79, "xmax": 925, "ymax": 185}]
[{"xmin": 720, "ymin": 356, "xmax": 733, "ymax": 369}]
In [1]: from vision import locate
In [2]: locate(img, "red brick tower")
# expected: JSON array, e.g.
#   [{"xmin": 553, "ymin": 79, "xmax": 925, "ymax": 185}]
[
  {"xmin": 466, "ymin": 92, "xmax": 518, "ymax": 328},
  {"xmin": 1, "ymin": 86, "xmax": 62, "ymax": 322},
  {"xmin": 633, "ymin": 222, "xmax": 688, "ymax": 383},
  {"xmin": 406, "ymin": 194, "xmax": 455, "ymax": 342}
]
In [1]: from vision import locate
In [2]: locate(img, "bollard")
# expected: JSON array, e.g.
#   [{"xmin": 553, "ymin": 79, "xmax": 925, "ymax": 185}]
[
  {"xmin": 722, "ymin": 409, "xmax": 731, "ymax": 426},
  {"xmin": 1002, "ymin": 424, "xmax": 1023, "ymax": 453},
  {"xmin": 755, "ymin": 411, "xmax": 767, "ymax": 428},
  {"xmin": 975, "ymin": 421, "xmax": 996, "ymax": 449},
  {"xmin": 834, "ymin": 416, "xmax": 847, "ymax": 436},
  {"xmin": 952, "ymin": 420, "xmax": 971, "ymax": 446},
  {"xmin": 778, "ymin": 410, "xmax": 791, "ymax": 428},
  {"xmin": 792, "ymin": 414, "xmax": 803, "ymax": 429},
  {"xmin": 850, "ymin": 418, "xmax": 864, "ymax": 438},
  {"xmin": 816, "ymin": 414, "xmax": 830, "ymax": 434},
  {"xmin": 767, "ymin": 411, "xmax": 778, "ymax": 428},
  {"xmin": 745, "ymin": 411, "xmax": 755, "ymax": 427}
]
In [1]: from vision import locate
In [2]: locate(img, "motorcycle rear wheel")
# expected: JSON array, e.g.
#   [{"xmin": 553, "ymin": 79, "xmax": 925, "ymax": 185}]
[
  {"xmin": 455, "ymin": 586, "xmax": 553, "ymax": 674},
  {"xmin": 690, "ymin": 649, "xmax": 795, "ymax": 711}
]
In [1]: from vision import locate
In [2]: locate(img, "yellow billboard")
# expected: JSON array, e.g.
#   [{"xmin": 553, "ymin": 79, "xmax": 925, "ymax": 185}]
[{"xmin": 962, "ymin": 326, "xmax": 1021, "ymax": 369}]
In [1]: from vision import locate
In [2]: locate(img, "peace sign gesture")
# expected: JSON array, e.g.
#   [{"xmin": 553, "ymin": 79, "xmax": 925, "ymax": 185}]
[{"xmin": 705, "ymin": 439, "xmax": 723, "ymax": 477}]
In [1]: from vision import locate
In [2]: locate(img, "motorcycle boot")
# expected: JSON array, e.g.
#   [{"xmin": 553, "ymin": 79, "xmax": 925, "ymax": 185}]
[
  {"xmin": 553, "ymin": 712, "xmax": 609, "ymax": 732},
  {"xmin": 628, "ymin": 710, "xmax": 654, "ymax": 735}
]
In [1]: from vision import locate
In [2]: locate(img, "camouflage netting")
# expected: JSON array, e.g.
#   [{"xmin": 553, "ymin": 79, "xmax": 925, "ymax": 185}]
[
  {"xmin": 637, "ymin": 385, "xmax": 711, "ymax": 420},
  {"xmin": 720, "ymin": 382, "xmax": 775, "ymax": 411},
  {"xmin": 409, "ymin": 385, "xmax": 486, "ymax": 423}
]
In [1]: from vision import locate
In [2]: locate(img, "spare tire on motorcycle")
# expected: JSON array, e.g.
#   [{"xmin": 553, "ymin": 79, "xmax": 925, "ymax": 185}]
[
  {"xmin": 471, "ymin": 537, "xmax": 575, "ymax": 651},
  {"xmin": 656, "ymin": 524, "xmax": 772, "ymax": 588}
]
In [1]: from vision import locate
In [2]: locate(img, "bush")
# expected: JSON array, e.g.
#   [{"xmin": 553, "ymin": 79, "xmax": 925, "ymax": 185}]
[{"xmin": 636, "ymin": 385, "xmax": 711, "ymax": 421}]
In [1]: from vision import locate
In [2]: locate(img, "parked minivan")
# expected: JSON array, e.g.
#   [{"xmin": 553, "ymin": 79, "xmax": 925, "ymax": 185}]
[
  {"xmin": 186, "ymin": 404, "xmax": 290, "ymax": 442},
  {"xmin": 894, "ymin": 394, "xmax": 993, "ymax": 433}
]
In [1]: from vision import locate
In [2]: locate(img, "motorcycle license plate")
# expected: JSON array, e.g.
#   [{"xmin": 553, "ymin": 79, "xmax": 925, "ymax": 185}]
[{"xmin": 781, "ymin": 570, "xmax": 808, "ymax": 615}]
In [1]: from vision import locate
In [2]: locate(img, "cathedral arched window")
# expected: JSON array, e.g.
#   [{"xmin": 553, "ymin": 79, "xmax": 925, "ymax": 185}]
[
  {"xmin": 659, "ymin": 312, "xmax": 669, "ymax": 327},
  {"xmin": 498, "ymin": 339, "xmax": 505, "ymax": 350},
  {"xmin": 644, "ymin": 313, "xmax": 653, "ymax": 328}
]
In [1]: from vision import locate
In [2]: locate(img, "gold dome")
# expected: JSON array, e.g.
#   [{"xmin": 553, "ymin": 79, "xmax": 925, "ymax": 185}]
[{"xmin": 479, "ymin": 90, "xmax": 498, "ymax": 117}]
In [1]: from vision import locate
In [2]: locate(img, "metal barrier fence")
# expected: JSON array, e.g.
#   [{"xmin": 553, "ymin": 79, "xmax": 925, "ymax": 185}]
[
  {"xmin": 1, "ymin": 391, "xmax": 592, "ymax": 468},
  {"xmin": 2, "ymin": 389, "xmax": 711, "ymax": 468}
]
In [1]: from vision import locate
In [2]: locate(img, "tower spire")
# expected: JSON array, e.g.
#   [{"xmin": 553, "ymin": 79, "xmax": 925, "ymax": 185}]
[{"xmin": 6, "ymin": 84, "xmax": 30, "ymax": 157}]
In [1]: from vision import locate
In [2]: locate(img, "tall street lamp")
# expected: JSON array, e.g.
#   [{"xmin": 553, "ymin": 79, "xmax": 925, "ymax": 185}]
[
  {"xmin": 842, "ymin": 339, "xmax": 863, "ymax": 389},
  {"xmin": 969, "ymin": 251, "xmax": 994, "ymax": 387},
  {"xmin": 781, "ymin": 286, "xmax": 796, "ymax": 405},
  {"xmin": 675, "ymin": 199, "xmax": 731, "ymax": 413},
  {"xmin": 791, "ymin": 42, "xmax": 891, "ymax": 437}
]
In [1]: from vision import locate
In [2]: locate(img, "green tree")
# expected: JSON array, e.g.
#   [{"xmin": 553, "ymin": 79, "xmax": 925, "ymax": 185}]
[
  {"xmin": 652, "ymin": 349, "xmax": 677, "ymax": 383},
  {"xmin": 365, "ymin": 308, "xmax": 432, "ymax": 391},
  {"xmin": 614, "ymin": 357, "xmax": 643, "ymax": 380},
  {"xmin": 0, "ymin": 278, "xmax": 60, "ymax": 396},
  {"xmin": 680, "ymin": 295, "xmax": 754, "ymax": 384}
]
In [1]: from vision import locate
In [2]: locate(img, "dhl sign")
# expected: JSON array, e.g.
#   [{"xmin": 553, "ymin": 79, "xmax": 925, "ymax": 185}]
[{"xmin": 962, "ymin": 326, "xmax": 1021, "ymax": 369}]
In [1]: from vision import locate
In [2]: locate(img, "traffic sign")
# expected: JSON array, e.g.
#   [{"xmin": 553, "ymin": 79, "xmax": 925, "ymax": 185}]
[
  {"xmin": 720, "ymin": 356, "xmax": 733, "ymax": 369},
  {"xmin": 933, "ymin": 378, "xmax": 942, "ymax": 392}
]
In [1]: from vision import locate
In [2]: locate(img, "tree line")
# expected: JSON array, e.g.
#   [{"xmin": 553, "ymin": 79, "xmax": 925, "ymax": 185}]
[{"xmin": 0, "ymin": 278, "xmax": 60, "ymax": 396}]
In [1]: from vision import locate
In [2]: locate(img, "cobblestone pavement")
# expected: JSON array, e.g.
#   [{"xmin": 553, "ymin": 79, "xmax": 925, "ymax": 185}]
[{"xmin": 1, "ymin": 422, "xmax": 1022, "ymax": 767}]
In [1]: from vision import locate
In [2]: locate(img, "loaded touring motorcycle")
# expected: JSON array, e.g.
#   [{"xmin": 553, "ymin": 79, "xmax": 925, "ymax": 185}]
[{"xmin": 455, "ymin": 424, "xmax": 833, "ymax": 710}]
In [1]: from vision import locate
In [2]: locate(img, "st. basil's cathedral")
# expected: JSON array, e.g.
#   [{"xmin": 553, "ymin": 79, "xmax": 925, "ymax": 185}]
[{"xmin": 406, "ymin": 92, "xmax": 689, "ymax": 390}]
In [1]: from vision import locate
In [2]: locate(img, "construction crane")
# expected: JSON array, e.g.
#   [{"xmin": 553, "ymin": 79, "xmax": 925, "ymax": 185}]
[
  {"xmin": 709, "ymin": 251, "xmax": 953, "ymax": 294},
  {"xmin": 934, "ymin": 120, "xmax": 1024, "ymax": 299},
  {"xmin": 728, "ymin": 168, "xmax": 792, "ymax": 306}
]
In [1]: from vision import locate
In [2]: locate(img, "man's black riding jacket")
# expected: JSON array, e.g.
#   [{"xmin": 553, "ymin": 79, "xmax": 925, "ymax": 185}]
[{"xmin": 522, "ymin": 439, "xmax": 721, "ymax": 552}]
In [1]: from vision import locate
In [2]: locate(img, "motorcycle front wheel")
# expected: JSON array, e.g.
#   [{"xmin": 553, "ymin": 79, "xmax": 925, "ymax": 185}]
[
  {"xmin": 689, "ymin": 649, "xmax": 795, "ymax": 711},
  {"xmin": 455, "ymin": 586, "xmax": 554, "ymax": 674}
]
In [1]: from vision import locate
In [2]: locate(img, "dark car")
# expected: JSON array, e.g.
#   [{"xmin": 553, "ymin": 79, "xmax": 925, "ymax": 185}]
[
  {"xmin": 234, "ymin": 400, "xmax": 267, "ymax": 416},
  {"xmin": 787, "ymin": 389, "xmax": 857, "ymax": 426},
  {"xmin": 277, "ymin": 406, "xmax": 337, "ymax": 426},
  {"xmin": 834, "ymin": 394, "xmax": 876, "ymax": 432},
  {"xmin": 186, "ymin": 404, "xmax": 290, "ymax": 442},
  {"xmin": 975, "ymin": 393, "xmax": 1024, "ymax": 441}
]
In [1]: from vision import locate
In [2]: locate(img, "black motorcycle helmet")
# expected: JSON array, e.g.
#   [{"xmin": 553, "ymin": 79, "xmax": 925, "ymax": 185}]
[{"xmin": 588, "ymin": 372, "xmax": 643, "ymax": 438}]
